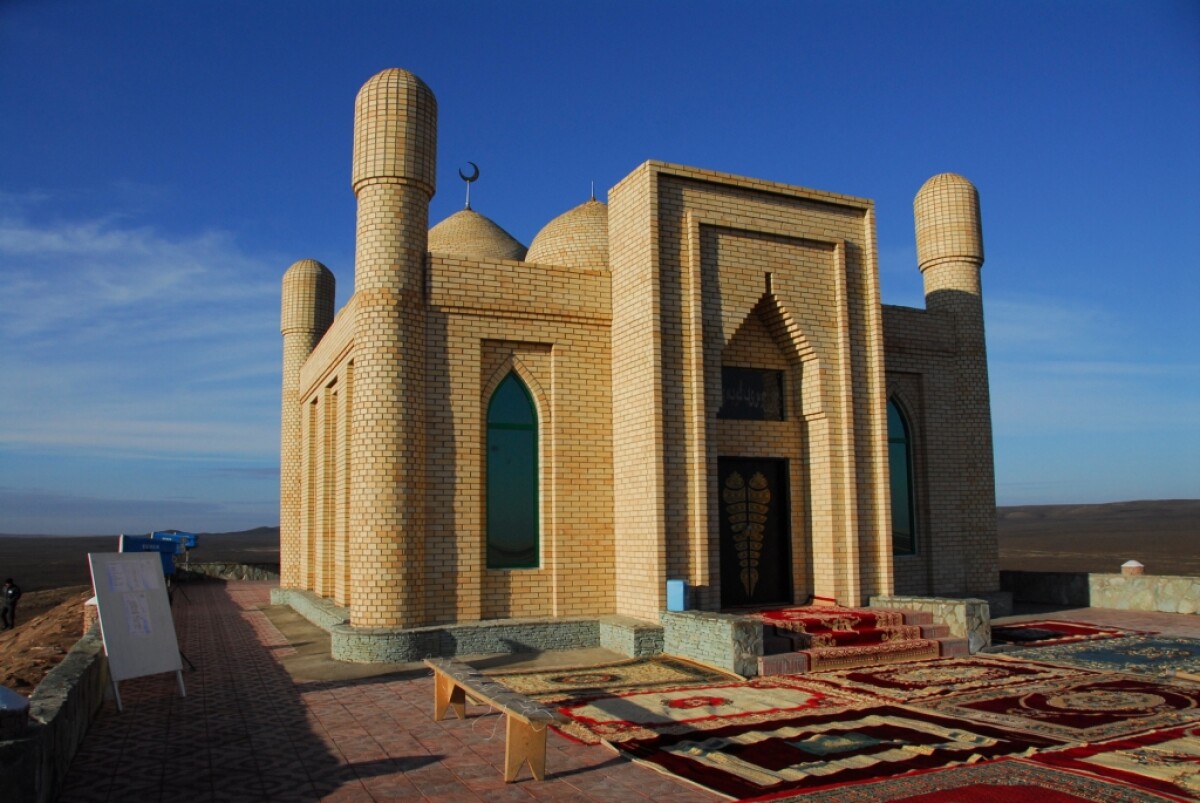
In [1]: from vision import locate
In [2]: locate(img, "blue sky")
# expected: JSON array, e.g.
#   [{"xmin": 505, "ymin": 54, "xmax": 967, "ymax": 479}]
[{"xmin": 1, "ymin": 1, "xmax": 1197, "ymax": 534}]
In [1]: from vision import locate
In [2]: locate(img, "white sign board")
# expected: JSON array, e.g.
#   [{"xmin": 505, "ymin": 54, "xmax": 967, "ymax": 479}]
[{"xmin": 88, "ymin": 552, "xmax": 183, "ymax": 704}]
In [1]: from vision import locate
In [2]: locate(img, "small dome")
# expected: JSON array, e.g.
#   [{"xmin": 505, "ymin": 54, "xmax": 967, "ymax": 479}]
[
  {"xmin": 428, "ymin": 209, "xmax": 527, "ymax": 261},
  {"xmin": 914, "ymin": 173, "xmax": 983, "ymax": 269},
  {"xmin": 526, "ymin": 199, "xmax": 608, "ymax": 269},
  {"xmin": 281, "ymin": 259, "xmax": 335, "ymax": 334},
  {"xmin": 916, "ymin": 172, "xmax": 976, "ymax": 196}
]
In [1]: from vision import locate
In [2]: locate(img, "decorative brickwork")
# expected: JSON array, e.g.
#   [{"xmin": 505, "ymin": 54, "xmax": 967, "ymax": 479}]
[{"xmin": 279, "ymin": 69, "xmax": 1000, "ymax": 658}]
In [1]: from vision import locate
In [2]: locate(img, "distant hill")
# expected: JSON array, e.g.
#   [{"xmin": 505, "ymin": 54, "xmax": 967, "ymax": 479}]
[
  {"xmin": 0, "ymin": 527, "xmax": 280, "ymax": 592},
  {"xmin": 997, "ymin": 499, "xmax": 1198, "ymax": 575},
  {"xmin": 2, "ymin": 500, "xmax": 1196, "ymax": 591}
]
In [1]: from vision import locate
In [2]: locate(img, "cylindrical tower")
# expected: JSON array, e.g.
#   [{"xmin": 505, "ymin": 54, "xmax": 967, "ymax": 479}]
[
  {"xmin": 348, "ymin": 68, "xmax": 437, "ymax": 627},
  {"xmin": 915, "ymin": 173, "xmax": 984, "ymax": 304},
  {"xmin": 914, "ymin": 173, "xmax": 997, "ymax": 592},
  {"xmin": 280, "ymin": 259, "xmax": 335, "ymax": 589}
]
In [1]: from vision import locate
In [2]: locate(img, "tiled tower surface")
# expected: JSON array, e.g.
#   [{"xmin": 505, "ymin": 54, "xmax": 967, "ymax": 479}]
[
  {"xmin": 911, "ymin": 173, "xmax": 998, "ymax": 594},
  {"xmin": 280, "ymin": 259, "xmax": 335, "ymax": 589},
  {"xmin": 349, "ymin": 68, "xmax": 437, "ymax": 627}
]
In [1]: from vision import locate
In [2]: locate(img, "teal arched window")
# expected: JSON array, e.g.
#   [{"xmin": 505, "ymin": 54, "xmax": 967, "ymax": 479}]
[
  {"xmin": 487, "ymin": 373, "xmax": 539, "ymax": 568},
  {"xmin": 888, "ymin": 400, "xmax": 917, "ymax": 556}
]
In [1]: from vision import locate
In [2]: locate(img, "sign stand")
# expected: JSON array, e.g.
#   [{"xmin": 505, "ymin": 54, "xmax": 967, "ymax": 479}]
[{"xmin": 88, "ymin": 552, "xmax": 185, "ymax": 712}]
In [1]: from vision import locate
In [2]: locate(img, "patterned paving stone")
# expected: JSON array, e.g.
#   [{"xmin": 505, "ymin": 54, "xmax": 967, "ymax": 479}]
[{"xmin": 57, "ymin": 580, "xmax": 723, "ymax": 802}]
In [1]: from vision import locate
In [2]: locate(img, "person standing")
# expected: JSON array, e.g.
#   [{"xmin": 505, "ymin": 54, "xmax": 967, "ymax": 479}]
[{"xmin": 2, "ymin": 578, "xmax": 20, "ymax": 630}]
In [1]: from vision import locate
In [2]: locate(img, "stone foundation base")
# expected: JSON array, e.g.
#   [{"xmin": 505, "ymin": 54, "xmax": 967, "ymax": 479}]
[
  {"xmin": 661, "ymin": 611, "xmax": 762, "ymax": 677},
  {"xmin": 273, "ymin": 588, "xmax": 665, "ymax": 663}
]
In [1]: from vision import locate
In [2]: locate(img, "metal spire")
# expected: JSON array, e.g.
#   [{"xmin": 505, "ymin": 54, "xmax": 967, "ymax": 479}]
[{"xmin": 458, "ymin": 162, "xmax": 479, "ymax": 209}]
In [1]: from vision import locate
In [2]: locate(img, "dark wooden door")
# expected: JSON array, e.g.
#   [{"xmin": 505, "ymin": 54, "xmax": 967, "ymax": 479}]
[{"xmin": 718, "ymin": 458, "xmax": 792, "ymax": 608}]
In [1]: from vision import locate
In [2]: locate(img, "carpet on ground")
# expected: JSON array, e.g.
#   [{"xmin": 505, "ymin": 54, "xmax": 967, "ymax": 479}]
[
  {"xmin": 799, "ymin": 654, "xmax": 1098, "ymax": 703},
  {"xmin": 1029, "ymin": 723, "xmax": 1200, "ymax": 801},
  {"xmin": 991, "ymin": 619, "xmax": 1152, "ymax": 648},
  {"xmin": 760, "ymin": 757, "xmax": 1189, "ymax": 802},
  {"xmin": 609, "ymin": 704, "xmax": 1063, "ymax": 800},
  {"xmin": 1020, "ymin": 636, "xmax": 1200, "ymax": 678},
  {"xmin": 800, "ymin": 638, "xmax": 942, "ymax": 672},
  {"xmin": 555, "ymin": 676, "xmax": 874, "ymax": 743},
  {"xmin": 754, "ymin": 607, "xmax": 907, "ymax": 632},
  {"xmin": 489, "ymin": 655, "xmax": 738, "ymax": 700},
  {"xmin": 918, "ymin": 674, "xmax": 1200, "ymax": 743}
]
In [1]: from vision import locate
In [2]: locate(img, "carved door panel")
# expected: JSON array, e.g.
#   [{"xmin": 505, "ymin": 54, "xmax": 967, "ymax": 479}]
[{"xmin": 718, "ymin": 458, "xmax": 792, "ymax": 608}]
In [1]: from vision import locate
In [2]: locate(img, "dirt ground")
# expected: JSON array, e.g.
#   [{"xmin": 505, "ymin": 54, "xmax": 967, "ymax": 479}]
[
  {"xmin": 0, "ymin": 502, "xmax": 1195, "ymax": 694},
  {"xmin": 0, "ymin": 586, "xmax": 93, "ymax": 693},
  {"xmin": 997, "ymin": 499, "xmax": 1200, "ymax": 575}
]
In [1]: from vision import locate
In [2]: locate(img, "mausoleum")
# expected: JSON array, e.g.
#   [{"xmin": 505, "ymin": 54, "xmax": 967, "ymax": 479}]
[{"xmin": 277, "ymin": 68, "xmax": 1000, "ymax": 659}]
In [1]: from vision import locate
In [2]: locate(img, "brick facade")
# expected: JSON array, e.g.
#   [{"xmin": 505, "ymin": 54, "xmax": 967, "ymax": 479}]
[{"xmin": 279, "ymin": 69, "xmax": 999, "ymax": 635}]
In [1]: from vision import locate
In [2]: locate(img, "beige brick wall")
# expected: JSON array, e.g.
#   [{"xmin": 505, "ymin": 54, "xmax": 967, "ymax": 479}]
[
  {"xmin": 279, "ymin": 71, "xmax": 1000, "ymax": 632},
  {"xmin": 621, "ymin": 163, "xmax": 891, "ymax": 609}
]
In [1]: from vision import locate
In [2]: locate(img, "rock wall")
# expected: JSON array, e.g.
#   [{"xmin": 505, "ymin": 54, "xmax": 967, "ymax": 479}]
[
  {"xmin": 0, "ymin": 628, "xmax": 108, "ymax": 803},
  {"xmin": 661, "ymin": 611, "xmax": 762, "ymax": 677},
  {"xmin": 1089, "ymin": 574, "xmax": 1199, "ymax": 614}
]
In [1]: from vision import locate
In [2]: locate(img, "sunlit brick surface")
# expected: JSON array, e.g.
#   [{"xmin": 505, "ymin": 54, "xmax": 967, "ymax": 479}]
[{"xmin": 280, "ymin": 69, "xmax": 1000, "ymax": 640}]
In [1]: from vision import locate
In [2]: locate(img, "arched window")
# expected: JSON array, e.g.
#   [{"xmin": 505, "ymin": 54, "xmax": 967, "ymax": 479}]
[
  {"xmin": 888, "ymin": 400, "xmax": 917, "ymax": 556},
  {"xmin": 486, "ymin": 373, "xmax": 539, "ymax": 568}
]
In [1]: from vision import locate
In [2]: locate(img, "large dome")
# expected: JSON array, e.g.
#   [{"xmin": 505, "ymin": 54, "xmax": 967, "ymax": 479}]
[
  {"xmin": 526, "ymin": 199, "xmax": 608, "ymax": 269},
  {"xmin": 428, "ymin": 209, "xmax": 527, "ymax": 261}
]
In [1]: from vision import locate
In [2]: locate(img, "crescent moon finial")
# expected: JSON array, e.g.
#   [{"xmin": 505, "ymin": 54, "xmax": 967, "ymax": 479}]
[{"xmin": 458, "ymin": 162, "xmax": 479, "ymax": 209}]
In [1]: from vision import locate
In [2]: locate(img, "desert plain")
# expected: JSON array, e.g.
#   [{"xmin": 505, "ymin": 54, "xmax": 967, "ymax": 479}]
[{"xmin": 0, "ymin": 500, "xmax": 1195, "ymax": 692}]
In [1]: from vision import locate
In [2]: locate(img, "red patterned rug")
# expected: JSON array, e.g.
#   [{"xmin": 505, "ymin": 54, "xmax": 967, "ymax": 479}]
[
  {"xmin": 801, "ymin": 638, "xmax": 942, "ymax": 672},
  {"xmin": 762, "ymin": 757, "xmax": 1189, "ymax": 802},
  {"xmin": 611, "ymin": 704, "xmax": 1064, "ymax": 800},
  {"xmin": 1029, "ymin": 723, "xmax": 1200, "ymax": 801},
  {"xmin": 490, "ymin": 655, "xmax": 739, "ymax": 701},
  {"xmin": 919, "ymin": 675, "xmax": 1200, "ymax": 743},
  {"xmin": 800, "ymin": 655, "xmax": 1098, "ymax": 703},
  {"xmin": 757, "ymin": 606, "xmax": 905, "ymax": 627},
  {"xmin": 554, "ymin": 675, "xmax": 873, "ymax": 743},
  {"xmin": 992, "ymin": 619, "xmax": 1152, "ymax": 647},
  {"xmin": 754, "ymin": 605, "xmax": 942, "ymax": 672}
]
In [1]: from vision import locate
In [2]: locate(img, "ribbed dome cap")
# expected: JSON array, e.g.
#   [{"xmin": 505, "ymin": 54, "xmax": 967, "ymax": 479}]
[
  {"xmin": 526, "ymin": 199, "xmax": 608, "ymax": 269},
  {"xmin": 914, "ymin": 173, "xmax": 983, "ymax": 269},
  {"xmin": 428, "ymin": 209, "xmax": 527, "ymax": 261}
]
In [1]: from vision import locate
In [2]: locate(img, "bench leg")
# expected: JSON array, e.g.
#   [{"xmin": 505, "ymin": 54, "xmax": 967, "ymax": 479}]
[
  {"xmin": 433, "ymin": 674, "xmax": 467, "ymax": 721},
  {"xmin": 504, "ymin": 715, "xmax": 549, "ymax": 782}
]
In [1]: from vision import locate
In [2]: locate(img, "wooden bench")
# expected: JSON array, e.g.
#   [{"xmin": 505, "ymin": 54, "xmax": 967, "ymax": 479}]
[{"xmin": 424, "ymin": 658, "xmax": 569, "ymax": 782}]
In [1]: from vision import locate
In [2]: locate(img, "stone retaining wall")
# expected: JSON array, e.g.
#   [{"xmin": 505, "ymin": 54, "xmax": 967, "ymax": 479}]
[
  {"xmin": 661, "ymin": 611, "xmax": 761, "ymax": 677},
  {"xmin": 331, "ymin": 618, "xmax": 602, "ymax": 662},
  {"xmin": 1089, "ymin": 574, "xmax": 1199, "ymax": 614},
  {"xmin": 1000, "ymin": 571, "xmax": 1090, "ymax": 607},
  {"xmin": 871, "ymin": 595, "xmax": 991, "ymax": 653},
  {"xmin": 0, "ymin": 629, "xmax": 109, "ymax": 803},
  {"xmin": 1001, "ymin": 571, "xmax": 1199, "ymax": 615},
  {"xmin": 275, "ymin": 587, "xmax": 666, "ymax": 662},
  {"xmin": 178, "ymin": 562, "xmax": 280, "ymax": 582},
  {"xmin": 599, "ymin": 616, "xmax": 664, "ymax": 657}
]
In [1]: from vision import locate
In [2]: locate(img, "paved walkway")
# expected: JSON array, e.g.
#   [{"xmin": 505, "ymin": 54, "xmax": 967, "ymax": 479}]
[
  {"xmin": 57, "ymin": 581, "xmax": 719, "ymax": 802},
  {"xmin": 56, "ymin": 582, "xmax": 1200, "ymax": 802}
]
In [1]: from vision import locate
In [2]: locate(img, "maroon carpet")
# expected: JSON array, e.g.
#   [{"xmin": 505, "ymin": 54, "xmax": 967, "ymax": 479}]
[{"xmin": 612, "ymin": 704, "xmax": 1063, "ymax": 800}]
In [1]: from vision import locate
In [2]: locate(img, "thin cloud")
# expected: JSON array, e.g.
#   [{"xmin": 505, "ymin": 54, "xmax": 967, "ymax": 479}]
[
  {"xmin": 0, "ymin": 203, "xmax": 285, "ymax": 461},
  {"xmin": 984, "ymin": 297, "xmax": 1117, "ymax": 356},
  {"xmin": 0, "ymin": 486, "xmax": 276, "ymax": 536}
]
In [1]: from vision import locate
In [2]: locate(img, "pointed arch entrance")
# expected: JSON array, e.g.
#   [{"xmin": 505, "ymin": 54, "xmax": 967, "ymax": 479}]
[{"xmin": 714, "ymin": 292, "xmax": 817, "ymax": 608}]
